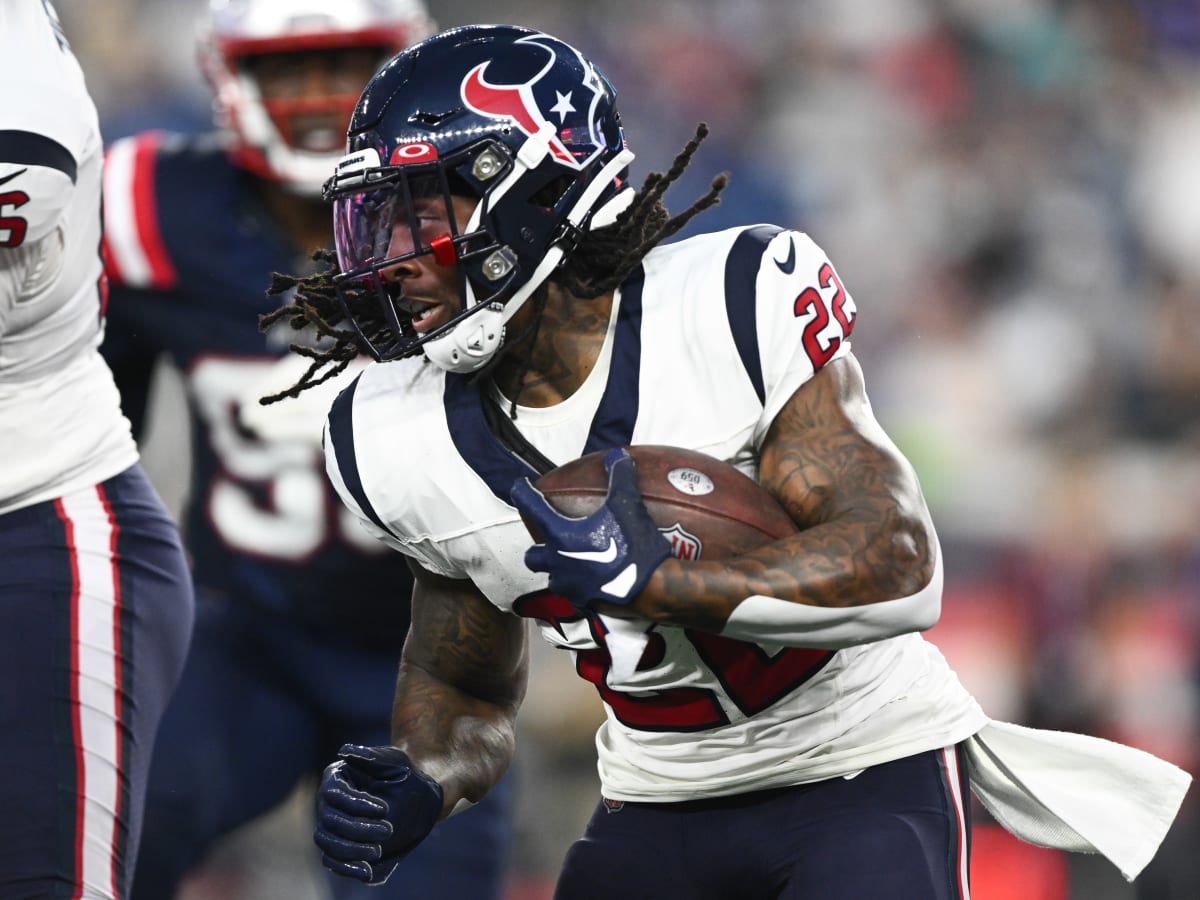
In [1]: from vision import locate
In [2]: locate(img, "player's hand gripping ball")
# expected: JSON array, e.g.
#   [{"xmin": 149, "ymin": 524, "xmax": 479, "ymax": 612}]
[
  {"xmin": 511, "ymin": 447, "xmax": 673, "ymax": 609},
  {"xmin": 521, "ymin": 445, "xmax": 798, "ymax": 551},
  {"xmin": 313, "ymin": 744, "xmax": 444, "ymax": 886}
]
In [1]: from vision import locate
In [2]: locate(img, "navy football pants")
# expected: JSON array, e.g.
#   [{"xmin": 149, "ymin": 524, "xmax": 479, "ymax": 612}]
[
  {"xmin": 131, "ymin": 592, "xmax": 513, "ymax": 900},
  {"xmin": 0, "ymin": 464, "xmax": 194, "ymax": 899},
  {"xmin": 556, "ymin": 745, "xmax": 972, "ymax": 900}
]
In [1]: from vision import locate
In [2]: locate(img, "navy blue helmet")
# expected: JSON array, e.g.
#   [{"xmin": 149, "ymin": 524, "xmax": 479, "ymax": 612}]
[{"xmin": 324, "ymin": 24, "xmax": 635, "ymax": 372}]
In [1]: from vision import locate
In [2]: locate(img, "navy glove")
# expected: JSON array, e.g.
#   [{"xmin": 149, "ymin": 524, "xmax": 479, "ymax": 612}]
[
  {"xmin": 313, "ymin": 744, "xmax": 444, "ymax": 886},
  {"xmin": 511, "ymin": 447, "xmax": 672, "ymax": 608}
]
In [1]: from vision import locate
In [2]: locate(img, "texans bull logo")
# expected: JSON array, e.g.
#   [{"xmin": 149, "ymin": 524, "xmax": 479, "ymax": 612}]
[{"xmin": 460, "ymin": 33, "xmax": 610, "ymax": 171}]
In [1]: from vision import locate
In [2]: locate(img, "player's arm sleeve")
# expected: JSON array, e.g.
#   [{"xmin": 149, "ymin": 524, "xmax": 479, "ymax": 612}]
[
  {"xmin": 323, "ymin": 403, "xmax": 406, "ymax": 548},
  {"xmin": 97, "ymin": 135, "xmax": 184, "ymax": 437},
  {"xmin": 0, "ymin": 137, "xmax": 77, "ymax": 251},
  {"xmin": 0, "ymin": 227, "xmax": 37, "ymax": 310},
  {"xmin": 101, "ymin": 134, "xmax": 179, "ymax": 292},
  {"xmin": 714, "ymin": 229, "xmax": 938, "ymax": 647},
  {"xmin": 322, "ymin": 379, "xmax": 463, "ymax": 579},
  {"xmin": 0, "ymin": 0, "xmax": 94, "ymax": 253},
  {"xmin": 751, "ymin": 230, "xmax": 858, "ymax": 444},
  {"xmin": 719, "ymin": 531, "xmax": 942, "ymax": 648},
  {"xmin": 0, "ymin": 157, "xmax": 74, "ymax": 332}
]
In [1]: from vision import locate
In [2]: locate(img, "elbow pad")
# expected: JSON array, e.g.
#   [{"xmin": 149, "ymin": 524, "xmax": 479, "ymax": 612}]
[{"xmin": 720, "ymin": 534, "xmax": 943, "ymax": 649}]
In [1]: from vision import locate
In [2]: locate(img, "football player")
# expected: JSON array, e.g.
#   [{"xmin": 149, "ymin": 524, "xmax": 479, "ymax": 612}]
[
  {"xmin": 0, "ymin": 2, "xmax": 194, "ymax": 898},
  {"xmin": 99, "ymin": 3, "xmax": 511, "ymax": 898},
  {"xmin": 269, "ymin": 23, "xmax": 1190, "ymax": 900}
]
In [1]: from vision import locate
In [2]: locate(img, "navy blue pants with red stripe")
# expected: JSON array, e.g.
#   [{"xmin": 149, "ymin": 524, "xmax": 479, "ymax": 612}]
[
  {"xmin": 0, "ymin": 464, "xmax": 194, "ymax": 899},
  {"xmin": 555, "ymin": 745, "xmax": 972, "ymax": 900}
]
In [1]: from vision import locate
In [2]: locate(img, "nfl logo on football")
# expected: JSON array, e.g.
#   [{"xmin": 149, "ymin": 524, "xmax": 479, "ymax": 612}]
[{"xmin": 659, "ymin": 523, "xmax": 702, "ymax": 561}]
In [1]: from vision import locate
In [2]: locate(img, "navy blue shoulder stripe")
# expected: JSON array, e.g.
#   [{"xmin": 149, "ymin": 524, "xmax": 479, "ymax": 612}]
[
  {"xmin": 443, "ymin": 266, "xmax": 648, "ymax": 505},
  {"xmin": 0, "ymin": 129, "xmax": 77, "ymax": 183},
  {"xmin": 444, "ymin": 373, "xmax": 542, "ymax": 501},
  {"xmin": 326, "ymin": 374, "xmax": 396, "ymax": 539},
  {"xmin": 583, "ymin": 265, "xmax": 645, "ymax": 456},
  {"xmin": 724, "ymin": 225, "xmax": 785, "ymax": 405}
]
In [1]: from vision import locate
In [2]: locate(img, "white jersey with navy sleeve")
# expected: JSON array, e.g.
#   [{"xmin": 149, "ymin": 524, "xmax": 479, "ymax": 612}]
[
  {"xmin": 0, "ymin": 0, "xmax": 137, "ymax": 514},
  {"xmin": 324, "ymin": 225, "xmax": 987, "ymax": 801}
]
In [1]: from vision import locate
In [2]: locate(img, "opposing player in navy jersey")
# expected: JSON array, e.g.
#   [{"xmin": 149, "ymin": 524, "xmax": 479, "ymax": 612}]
[
  {"xmin": 99, "ymin": 3, "xmax": 511, "ymax": 899},
  {"xmin": 266, "ymin": 23, "xmax": 1189, "ymax": 900},
  {"xmin": 0, "ymin": 2, "xmax": 194, "ymax": 898}
]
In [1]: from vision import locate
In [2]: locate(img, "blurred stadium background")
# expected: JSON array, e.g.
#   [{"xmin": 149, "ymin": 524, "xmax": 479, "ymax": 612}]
[{"xmin": 55, "ymin": 0, "xmax": 1198, "ymax": 897}]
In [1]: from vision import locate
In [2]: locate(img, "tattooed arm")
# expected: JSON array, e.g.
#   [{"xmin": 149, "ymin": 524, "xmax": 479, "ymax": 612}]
[
  {"xmin": 609, "ymin": 353, "xmax": 940, "ymax": 644},
  {"xmin": 312, "ymin": 566, "xmax": 526, "ymax": 883},
  {"xmin": 394, "ymin": 561, "xmax": 529, "ymax": 817}
]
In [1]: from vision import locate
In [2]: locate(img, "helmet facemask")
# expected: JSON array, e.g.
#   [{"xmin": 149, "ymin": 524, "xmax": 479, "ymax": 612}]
[{"xmin": 319, "ymin": 25, "xmax": 637, "ymax": 373}]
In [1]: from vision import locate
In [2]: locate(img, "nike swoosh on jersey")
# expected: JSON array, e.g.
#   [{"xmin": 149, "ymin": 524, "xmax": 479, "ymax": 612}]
[
  {"xmin": 559, "ymin": 538, "xmax": 619, "ymax": 564},
  {"xmin": 774, "ymin": 237, "xmax": 796, "ymax": 274},
  {"xmin": 0, "ymin": 168, "xmax": 27, "ymax": 187}
]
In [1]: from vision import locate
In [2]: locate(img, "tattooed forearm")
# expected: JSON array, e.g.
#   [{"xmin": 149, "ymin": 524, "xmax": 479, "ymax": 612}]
[
  {"xmin": 632, "ymin": 355, "xmax": 936, "ymax": 632},
  {"xmin": 390, "ymin": 565, "xmax": 528, "ymax": 809},
  {"xmin": 389, "ymin": 662, "xmax": 518, "ymax": 808}
]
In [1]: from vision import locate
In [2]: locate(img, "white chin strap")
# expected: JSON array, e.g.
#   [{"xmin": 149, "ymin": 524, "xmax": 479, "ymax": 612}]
[
  {"xmin": 423, "ymin": 132, "xmax": 637, "ymax": 374},
  {"xmin": 421, "ymin": 304, "xmax": 508, "ymax": 374}
]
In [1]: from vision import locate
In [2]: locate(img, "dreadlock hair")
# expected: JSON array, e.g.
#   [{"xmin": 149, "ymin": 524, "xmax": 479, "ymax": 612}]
[
  {"xmin": 256, "ymin": 122, "xmax": 728, "ymax": 405},
  {"xmin": 554, "ymin": 123, "xmax": 727, "ymax": 298},
  {"xmin": 257, "ymin": 249, "xmax": 366, "ymax": 405}
]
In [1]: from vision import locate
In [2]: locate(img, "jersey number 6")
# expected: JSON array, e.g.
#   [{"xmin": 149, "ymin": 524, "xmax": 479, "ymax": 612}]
[{"xmin": 0, "ymin": 191, "xmax": 30, "ymax": 247}]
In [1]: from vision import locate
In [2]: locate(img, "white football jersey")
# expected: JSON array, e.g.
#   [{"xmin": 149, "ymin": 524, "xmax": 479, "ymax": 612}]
[
  {"xmin": 0, "ymin": 1, "xmax": 137, "ymax": 514},
  {"xmin": 325, "ymin": 225, "xmax": 987, "ymax": 800}
]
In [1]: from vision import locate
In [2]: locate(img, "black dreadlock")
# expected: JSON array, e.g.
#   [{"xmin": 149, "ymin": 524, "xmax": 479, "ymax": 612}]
[
  {"xmin": 257, "ymin": 123, "xmax": 728, "ymax": 405},
  {"xmin": 555, "ymin": 123, "xmax": 727, "ymax": 299}
]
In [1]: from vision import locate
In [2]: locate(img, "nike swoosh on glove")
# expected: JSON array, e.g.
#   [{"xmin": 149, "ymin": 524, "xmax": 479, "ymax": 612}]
[
  {"xmin": 314, "ymin": 744, "xmax": 444, "ymax": 886},
  {"xmin": 511, "ymin": 447, "xmax": 672, "ymax": 608}
]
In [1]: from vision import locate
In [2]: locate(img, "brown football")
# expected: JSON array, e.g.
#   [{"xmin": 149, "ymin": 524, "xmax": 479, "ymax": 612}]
[{"xmin": 526, "ymin": 445, "xmax": 796, "ymax": 561}]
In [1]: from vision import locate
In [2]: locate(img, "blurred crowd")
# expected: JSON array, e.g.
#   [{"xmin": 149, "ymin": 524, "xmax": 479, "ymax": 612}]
[{"xmin": 55, "ymin": 0, "xmax": 1198, "ymax": 897}]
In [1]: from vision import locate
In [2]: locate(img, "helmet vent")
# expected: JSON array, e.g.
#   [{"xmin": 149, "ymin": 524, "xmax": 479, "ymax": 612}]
[{"xmin": 409, "ymin": 110, "xmax": 455, "ymax": 126}]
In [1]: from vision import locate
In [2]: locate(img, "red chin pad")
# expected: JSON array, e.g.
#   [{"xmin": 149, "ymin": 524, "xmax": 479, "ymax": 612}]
[{"xmin": 430, "ymin": 233, "xmax": 457, "ymax": 266}]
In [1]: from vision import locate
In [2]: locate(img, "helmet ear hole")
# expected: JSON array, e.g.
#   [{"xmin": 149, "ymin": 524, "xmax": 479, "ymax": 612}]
[
  {"xmin": 445, "ymin": 170, "xmax": 482, "ymax": 199},
  {"xmin": 531, "ymin": 175, "xmax": 574, "ymax": 209},
  {"xmin": 445, "ymin": 141, "xmax": 512, "ymax": 198}
]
